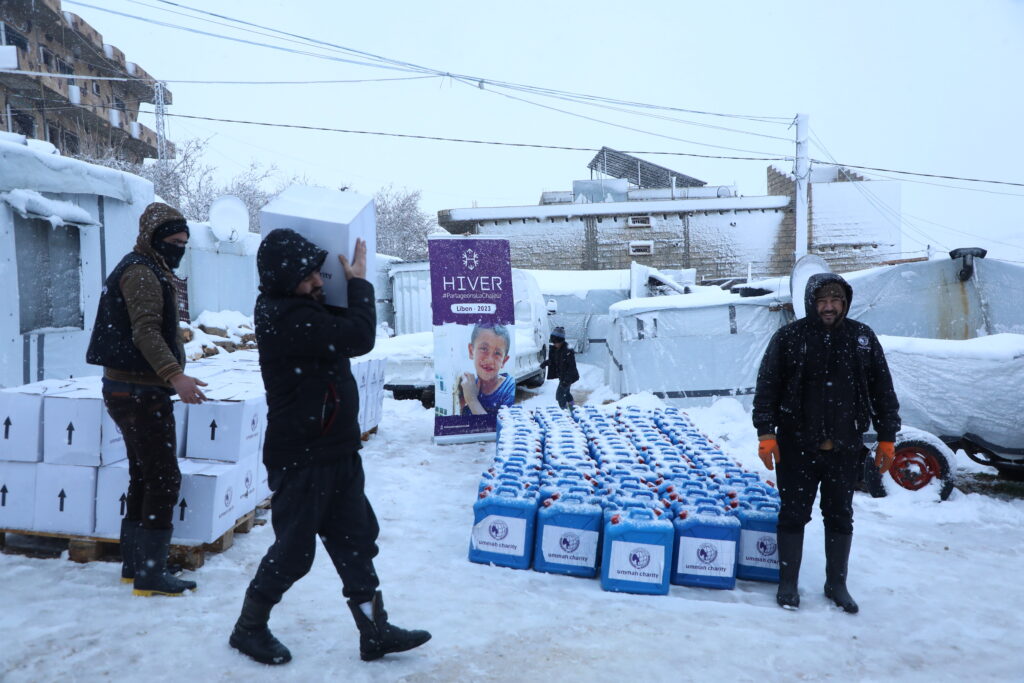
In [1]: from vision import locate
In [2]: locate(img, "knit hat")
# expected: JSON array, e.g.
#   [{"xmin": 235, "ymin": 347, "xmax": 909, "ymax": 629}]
[
  {"xmin": 152, "ymin": 218, "xmax": 190, "ymax": 243},
  {"xmin": 550, "ymin": 327, "xmax": 566, "ymax": 343},
  {"xmin": 814, "ymin": 281, "xmax": 847, "ymax": 302}
]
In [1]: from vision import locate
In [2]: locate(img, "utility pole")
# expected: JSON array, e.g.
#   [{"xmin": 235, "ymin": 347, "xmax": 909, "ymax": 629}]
[
  {"xmin": 154, "ymin": 80, "xmax": 168, "ymax": 195},
  {"xmin": 794, "ymin": 113, "xmax": 809, "ymax": 259}
]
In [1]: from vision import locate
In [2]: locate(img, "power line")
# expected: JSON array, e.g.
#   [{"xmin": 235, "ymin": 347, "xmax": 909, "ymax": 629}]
[
  {"xmin": 63, "ymin": 1, "xmax": 426, "ymax": 74},
  {"xmin": 465, "ymin": 82, "xmax": 789, "ymax": 157},
  {"xmin": 0, "ymin": 69, "xmax": 441, "ymax": 85},
  {"xmin": 851, "ymin": 168, "xmax": 1024, "ymax": 198},
  {"xmin": 810, "ymin": 131, "xmax": 949, "ymax": 251},
  {"xmin": 71, "ymin": 0, "xmax": 793, "ymax": 124},
  {"xmin": 138, "ymin": 110, "xmax": 790, "ymax": 161},
  {"xmin": 811, "ymin": 158, "xmax": 1024, "ymax": 189}
]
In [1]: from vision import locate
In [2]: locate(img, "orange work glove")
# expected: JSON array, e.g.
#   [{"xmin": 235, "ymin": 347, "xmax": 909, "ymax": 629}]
[
  {"xmin": 875, "ymin": 441, "xmax": 895, "ymax": 474},
  {"xmin": 758, "ymin": 437, "xmax": 780, "ymax": 470}
]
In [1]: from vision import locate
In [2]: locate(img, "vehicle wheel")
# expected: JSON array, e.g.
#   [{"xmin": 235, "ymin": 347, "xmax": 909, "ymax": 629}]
[
  {"xmin": 521, "ymin": 372, "xmax": 545, "ymax": 389},
  {"xmin": 890, "ymin": 439, "xmax": 954, "ymax": 500},
  {"xmin": 391, "ymin": 389, "xmax": 418, "ymax": 401},
  {"xmin": 419, "ymin": 387, "xmax": 435, "ymax": 409},
  {"xmin": 859, "ymin": 448, "xmax": 887, "ymax": 498}
]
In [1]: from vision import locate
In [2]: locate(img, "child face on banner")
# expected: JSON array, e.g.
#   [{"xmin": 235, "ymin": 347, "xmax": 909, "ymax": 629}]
[{"xmin": 468, "ymin": 328, "xmax": 509, "ymax": 383}]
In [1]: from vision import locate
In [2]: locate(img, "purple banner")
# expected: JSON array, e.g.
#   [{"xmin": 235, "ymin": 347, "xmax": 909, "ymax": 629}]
[{"xmin": 428, "ymin": 237, "xmax": 515, "ymax": 442}]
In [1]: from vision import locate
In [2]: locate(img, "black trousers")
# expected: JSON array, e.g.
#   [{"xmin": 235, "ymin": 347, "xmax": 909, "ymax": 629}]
[
  {"xmin": 555, "ymin": 381, "xmax": 574, "ymax": 409},
  {"xmin": 776, "ymin": 444, "xmax": 861, "ymax": 535},
  {"xmin": 102, "ymin": 381, "xmax": 180, "ymax": 530},
  {"xmin": 248, "ymin": 453, "xmax": 381, "ymax": 606}
]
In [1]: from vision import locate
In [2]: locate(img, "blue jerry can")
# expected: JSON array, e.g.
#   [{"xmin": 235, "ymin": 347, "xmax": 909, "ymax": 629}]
[
  {"xmin": 469, "ymin": 486, "xmax": 538, "ymax": 570},
  {"xmin": 600, "ymin": 508, "xmax": 673, "ymax": 595},
  {"xmin": 671, "ymin": 505, "xmax": 741, "ymax": 590},
  {"xmin": 533, "ymin": 495, "xmax": 603, "ymax": 578},
  {"xmin": 736, "ymin": 502, "xmax": 780, "ymax": 582}
]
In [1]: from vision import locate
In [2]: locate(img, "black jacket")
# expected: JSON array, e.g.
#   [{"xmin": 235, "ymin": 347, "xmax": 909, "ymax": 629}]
[
  {"xmin": 255, "ymin": 229, "xmax": 376, "ymax": 470},
  {"xmin": 752, "ymin": 272, "xmax": 900, "ymax": 451},
  {"xmin": 86, "ymin": 251, "xmax": 183, "ymax": 376},
  {"xmin": 544, "ymin": 344, "xmax": 579, "ymax": 385}
]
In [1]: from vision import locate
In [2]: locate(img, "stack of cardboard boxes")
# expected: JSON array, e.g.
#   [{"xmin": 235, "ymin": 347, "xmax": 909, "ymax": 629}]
[{"xmin": 0, "ymin": 358, "xmax": 387, "ymax": 547}]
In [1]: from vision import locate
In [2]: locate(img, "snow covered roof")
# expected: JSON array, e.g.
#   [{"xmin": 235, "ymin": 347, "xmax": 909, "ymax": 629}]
[
  {"xmin": 0, "ymin": 138, "xmax": 151, "ymax": 203},
  {"xmin": 522, "ymin": 269, "xmax": 630, "ymax": 296},
  {"xmin": 439, "ymin": 195, "xmax": 789, "ymax": 226},
  {"xmin": 0, "ymin": 189, "xmax": 98, "ymax": 227},
  {"xmin": 609, "ymin": 286, "xmax": 784, "ymax": 318}
]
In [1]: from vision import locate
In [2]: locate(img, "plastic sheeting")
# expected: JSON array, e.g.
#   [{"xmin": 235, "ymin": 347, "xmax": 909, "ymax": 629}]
[
  {"xmin": 845, "ymin": 257, "xmax": 1024, "ymax": 339},
  {"xmin": 607, "ymin": 295, "xmax": 790, "ymax": 405},
  {"xmin": 882, "ymin": 333, "xmax": 1024, "ymax": 452}
]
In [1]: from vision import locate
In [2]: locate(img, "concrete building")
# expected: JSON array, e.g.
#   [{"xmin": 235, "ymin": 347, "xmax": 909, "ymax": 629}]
[
  {"xmin": 438, "ymin": 148, "xmax": 901, "ymax": 279},
  {"xmin": 0, "ymin": 0, "xmax": 170, "ymax": 162}
]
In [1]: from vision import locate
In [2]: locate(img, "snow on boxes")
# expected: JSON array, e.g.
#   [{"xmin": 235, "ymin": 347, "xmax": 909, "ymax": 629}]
[
  {"xmin": 469, "ymin": 404, "xmax": 781, "ymax": 599},
  {"xmin": 184, "ymin": 370, "xmax": 265, "ymax": 464}
]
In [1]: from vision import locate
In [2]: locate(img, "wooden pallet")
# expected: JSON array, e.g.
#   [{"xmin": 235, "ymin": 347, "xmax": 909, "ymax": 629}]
[{"xmin": 0, "ymin": 502, "xmax": 269, "ymax": 571}]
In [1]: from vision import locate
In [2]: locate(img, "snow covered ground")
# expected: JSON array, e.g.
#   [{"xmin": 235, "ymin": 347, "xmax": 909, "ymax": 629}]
[{"xmin": 2, "ymin": 365, "xmax": 1023, "ymax": 682}]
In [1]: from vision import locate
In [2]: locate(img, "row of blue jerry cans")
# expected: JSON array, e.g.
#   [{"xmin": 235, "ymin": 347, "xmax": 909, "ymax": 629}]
[{"xmin": 471, "ymin": 479, "xmax": 780, "ymax": 589}]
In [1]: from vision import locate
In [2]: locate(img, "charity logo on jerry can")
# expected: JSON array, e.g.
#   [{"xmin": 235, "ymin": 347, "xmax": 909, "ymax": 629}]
[
  {"xmin": 600, "ymin": 507, "xmax": 673, "ymax": 595},
  {"xmin": 672, "ymin": 505, "xmax": 741, "ymax": 590},
  {"xmin": 469, "ymin": 485, "xmax": 538, "ymax": 570},
  {"xmin": 736, "ymin": 502, "xmax": 780, "ymax": 582},
  {"xmin": 533, "ymin": 494, "xmax": 602, "ymax": 578}
]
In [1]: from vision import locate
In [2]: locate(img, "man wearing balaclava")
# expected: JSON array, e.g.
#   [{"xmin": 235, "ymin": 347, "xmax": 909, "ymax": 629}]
[
  {"xmin": 752, "ymin": 273, "xmax": 900, "ymax": 614},
  {"xmin": 86, "ymin": 201, "xmax": 208, "ymax": 597}
]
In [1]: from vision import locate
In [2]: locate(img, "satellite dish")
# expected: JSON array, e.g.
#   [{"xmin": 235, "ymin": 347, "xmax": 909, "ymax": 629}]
[
  {"xmin": 208, "ymin": 195, "xmax": 249, "ymax": 243},
  {"xmin": 790, "ymin": 254, "xmax": 831, "ymax": 320}
]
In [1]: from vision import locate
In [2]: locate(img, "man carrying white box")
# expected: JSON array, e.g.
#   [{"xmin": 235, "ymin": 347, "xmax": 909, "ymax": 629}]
[
  {"xmin": 229, "ymin": 228, "xmax": 429, "ymax": 666},
  {"xmin": 86, "ymin": 202, "xmax": 208, "ymax": 597}
]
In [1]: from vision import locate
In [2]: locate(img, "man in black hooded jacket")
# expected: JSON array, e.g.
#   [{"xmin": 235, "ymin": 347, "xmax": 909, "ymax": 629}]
[
  {"xmin": 753, "ymin": 272, "xmax": 900, "ymax": 614},
  {"xmin": 229, "ymin": 228, "xmax": 430, "ymax": 665}
]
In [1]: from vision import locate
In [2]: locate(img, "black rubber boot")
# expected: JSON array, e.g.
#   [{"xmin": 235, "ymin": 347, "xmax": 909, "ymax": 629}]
[
  {"xmin": 776, "ymin": 530, "xmax": 803, "ymax": 610},
  {"xmin": 229, "ymin": 591, "xmax": 292, "ymax": 665},
  {"xmin": 132, "ymin": 527, "xmax": 197, "ymax": 597},
  {"xmin": 119, "ymin": 518, "xmax": 139, "ymax": 584},
  {"xmin": 824, "ymin": 531, "xmax": 859, "ymax": 614},
  {"xmin": 347, "ymin": 591, "xmax": 431, "ymax": 661}
]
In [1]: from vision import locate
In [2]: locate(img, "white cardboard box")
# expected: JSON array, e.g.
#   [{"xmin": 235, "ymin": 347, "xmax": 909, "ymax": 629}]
[
  {"xmin": 42, "ymin": 380, "xmax": 128, "ymax": 467},
  {"xmin": 255, "ymin": 459, "xmax": 271, "ymax": 505},
  {"xmin": 234, "ymin": 450, "xmax": 260, "ymax": 516},
  {"xmin": 0, "ymin": 461, "xmax": 38, "ymax": 530},
  {"xmin": 0, "ymin": 379, "xmax": 75, "ymax": 462},
  {"xmin": 33, "ymin": 463, "xmax": 97, "ymax": 535},
  {"xmin": 353, "ymin": 361, "xmax": 368, "ymax": 433},
  {"xmin": 259, "ymin": 185, "xmax": 377, "ymax": 308},
  {"xmin": 93, "ymin": 460, "xmax": 131, "ymax": 539},
  {"xmin": 172, "ymin": 459, "xmax": 241, "ymax": 545},
  {"xmin": 172, "ymin": 400, "xmax": 189, "ymax": 458},
  {"xmin": 185, "ymin": 384, "xmax": 265, "ymax": 463}
]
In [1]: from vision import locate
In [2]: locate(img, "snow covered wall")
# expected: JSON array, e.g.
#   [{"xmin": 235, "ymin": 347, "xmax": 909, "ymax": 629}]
[{"xmin": 0, "ymin": 138, "xmax": 154, "ymax": 388}]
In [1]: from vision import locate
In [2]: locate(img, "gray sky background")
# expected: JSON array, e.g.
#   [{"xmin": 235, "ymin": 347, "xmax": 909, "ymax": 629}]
[{"xmin": 70, "ymin": 0, "xmax": 1024, "ymax": 262}]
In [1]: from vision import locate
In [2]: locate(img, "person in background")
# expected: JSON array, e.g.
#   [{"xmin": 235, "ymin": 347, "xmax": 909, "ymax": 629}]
[
  {"xmin": 541, "ymin": 327, "xmax": 579, "ymax": 411},
  {"xmin": 229, "ymin": 229, "xmax": 430, "ymax": 666},
  {"xmin": 86, "ymin": 202, "xmax": 206, "ymax": 597},
  {"xmin": 458, "ymin": 323, "xmax": 515, "ymax": 416},
  {"xmin": 752, "ymin": 273, "xmax": 900, "ymax": 614}
]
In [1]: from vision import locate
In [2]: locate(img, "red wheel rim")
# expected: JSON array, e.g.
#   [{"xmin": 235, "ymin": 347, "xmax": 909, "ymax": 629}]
[{"xmin": 890, "ymin": 446, "xmax": 942, "ymax": 491}]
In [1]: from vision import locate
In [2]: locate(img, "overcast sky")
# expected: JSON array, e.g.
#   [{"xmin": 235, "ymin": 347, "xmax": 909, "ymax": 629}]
[{"xmin": 68, "ymin": 0, "xmax": 1024, "ymax": 262}]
